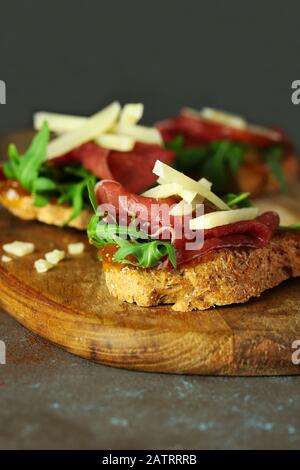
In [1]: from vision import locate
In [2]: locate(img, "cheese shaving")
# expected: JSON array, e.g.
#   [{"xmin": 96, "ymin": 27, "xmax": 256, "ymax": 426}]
[
  {"xmin": 190, "ymin": 208, "xmax": 258, "ymax": 230},
  {"xmin": 153, "ymin": 160, "xmax": 229, "ymax": 210},
  {"xmin": 47, "ymin": 102, "xmax": 121, "ymax": 160}
]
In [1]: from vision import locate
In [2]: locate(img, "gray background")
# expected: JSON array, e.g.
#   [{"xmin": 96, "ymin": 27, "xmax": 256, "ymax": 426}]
[{"xmin": 0, "ymin": 0, "xmax": 300, "ymax": 147}]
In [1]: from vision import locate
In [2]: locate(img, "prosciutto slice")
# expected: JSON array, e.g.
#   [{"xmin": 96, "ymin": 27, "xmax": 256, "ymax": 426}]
[
  {"xmin": 175, "ymin": 212, "xmax": 280, "ymax": 265},
  {"xmin": 95, "ymin": 180, "xmax": 176, "ymax": 233},
  {"xmin": 52, "ymin": 142, "xmax": 175, "ymax": 194},
  {"xmin": 95, "ymin": 180, "xmax": 280, "ymax": 265},
  {"xmin": 156, "ymin": 112, "xmax": 288, "ymax": 148}
]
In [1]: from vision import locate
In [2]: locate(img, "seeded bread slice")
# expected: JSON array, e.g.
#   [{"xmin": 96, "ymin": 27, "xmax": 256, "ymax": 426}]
[
  {"xmin": 102, "ymin": 231, "xmax": 300, "ymax": 311},
  {"xmin": 0, "ymin": 185, "xmax": 91, "ymax": 230}
]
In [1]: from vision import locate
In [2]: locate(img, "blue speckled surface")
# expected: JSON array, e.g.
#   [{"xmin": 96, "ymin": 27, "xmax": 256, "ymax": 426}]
[{"xmin": 0, "ymin": 310, "xmax": 299, "ymax": 450}]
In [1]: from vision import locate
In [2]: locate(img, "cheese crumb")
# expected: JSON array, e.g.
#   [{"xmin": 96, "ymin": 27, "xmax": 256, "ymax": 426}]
[
  {"xmin": 34, "ymin": 259, "xmax": 54, "ymax": 273},
  {"xmin": 1, "ymin": 255, "xmax": 12, "ymax": 263},
  {"xmin": 45, "ymin": 249, "xmax": 65, "ymax": 265},
  {"xmin": 3, "ymin": 241, "xmax": 35, "ymax": 257},
  {"xmin": 6, "ymin": 188, "xmax": 19, "ymax": 200},
  {"xmin": 68, "ymin": 243, "xmax": 85, "ymax": 255}
]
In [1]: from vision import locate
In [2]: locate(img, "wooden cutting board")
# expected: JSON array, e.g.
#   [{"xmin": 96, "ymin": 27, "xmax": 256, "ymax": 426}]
[
  {"xmin": 1, "ymin": 209, "xmax": 300, "ymax": 376},
  {"xmin": 0, "ymin": 130, "xmax": 300, "ymax": 376}
]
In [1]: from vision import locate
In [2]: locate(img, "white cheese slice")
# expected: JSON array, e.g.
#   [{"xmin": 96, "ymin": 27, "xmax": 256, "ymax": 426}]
[
  {"xmin": 192, "ymin": 194, "xmax": 206, "ymax": 204},
  {"xmin": 142, "ymin": 183, "xmax": 196, "ymax": 203},
  {"xmin": 198, "ymin": 177, "xmax": 212, "ymax": 190},
  {"xmin": 119, "ymin": 103, "xmax": 144, "ymax": 126},
  {"xmin": 3, "ymin": 241, "xmax": 35, "ymax": 257},
  {"xmin": 115, "ymin": 123, "xmax": 163, "ymax": 145},
  {"xmin": 95, "ymin": 133, "xmax": 135, "ymax": 152},
  {"xmin": 1, "ymin": 255, "xmax": 12, "ymax": 263},
  {"xmin": 157, "ymin": 177, "xmax": 168, "ymax": 185},
  {"xmin": 68, "ymin": 243, "xmax": 85, "ymax": 255},
  {"xmin": 47, "ymin": 101, "xmax": 121, "ymax": 160},
  {"xmin": 6, "ymin": 188, "xmax": 19, "ymax": 200},
  {"xmin": 142, "ymin": 183, "xmax": 181, "ymax": 198},
  {"xmin": 34, "ymin": 103, "xmax": 144, "ymax": 135},
  {"xmin": 182, "ymin": 106, "xmax": 247, "ymax": 129},
  {"xmin": 153, "ymin": 160, "xmax": 229, "ymax": 210},
  {"xmin": 189, "ymin": 207, "xmax": 258, "ymax": 230},
  {"xmin": 169, "ymin": 191, "xmax": 208, "ymax": 216},
  {"xmin": 169, "ymin": 200, "xmax": 194, "ymax": 216},
  {"xmin": 199, "ymin": 107, "xmax": 247, "ymax": 129},
  {"xmin": 45, "ymin": 249, "xmax": 65, "ymax": 265},
  {"xmin": 247, "ymin": 124, "xmax": 282, "ymax": 142},
  {"xmin": 181, "ymin": 107, "xmax": 205, "ymax": 120},
  {"xmin": 35, "ymin": 259, "xmax": 54, "ymax": 273},
  {"xmin": 34, "ymin": 112, "xmax": 86, "ymax": 134}
]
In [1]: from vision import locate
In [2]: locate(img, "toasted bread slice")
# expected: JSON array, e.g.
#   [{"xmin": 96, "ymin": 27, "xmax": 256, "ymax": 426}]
[
  {"xmin": 0, "ymin": 183, "xmax": 92, "ymax": 230},
  {"xmin": 102, "ymin": 231, "xmax": 300, "ymax": 311}
]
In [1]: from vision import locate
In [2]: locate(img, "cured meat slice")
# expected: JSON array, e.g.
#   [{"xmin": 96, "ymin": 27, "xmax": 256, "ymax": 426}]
[
  {"xmin": 96, "ymin": 179, "xmax": 279, "ymax": 264},
  {"xmin": 96, "ymin": 180, "xmax": 176, "ymax": 234},
  {"xmin": 157, "ymin": 113, "xmax": 288, "ymax": 147},
  {"xmin": 108, "ymin": 143, "xmax": 175, "ymax": 193},
  {"xmin": 175, "ymin": 212, "xmax": 280, "ymax": 265},
  {"xmin": 53, "ymin": 142, "xmax": 175, "ymax": 193}
]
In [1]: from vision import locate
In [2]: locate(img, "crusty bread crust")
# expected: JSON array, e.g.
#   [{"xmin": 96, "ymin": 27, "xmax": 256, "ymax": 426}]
[
  {"xmin": 103, "ymin": 231, "xmax": 300, "ymax": 311},
  {"xmin": 0, "ymin": 189, "xmax": 91, "ymax": 230}
]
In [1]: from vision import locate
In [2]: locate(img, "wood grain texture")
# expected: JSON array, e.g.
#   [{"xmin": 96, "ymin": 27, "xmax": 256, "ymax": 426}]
[
  {"xmin": 0, "ymin": 208, "xmax": 300, "ymax": 375},
  {"xmin": 0, "ymin": 130, "xmax": 300, "ymax": 375}
]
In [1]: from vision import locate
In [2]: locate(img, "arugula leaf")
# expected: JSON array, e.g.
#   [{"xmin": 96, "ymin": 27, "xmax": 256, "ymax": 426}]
[
  {"xmin": 279, "ymin": 223, "xmax": 300, "ymax": 231},
  {"xmin": 175, "ymin": 146, "xmax": 207, "ymax": 172},
  {"xmin": 167, "ymin": 136, "xmax": 207, "ymax": 172},
  {"xmin": 114, "ymin": 238, "xmax": 176, "ymax": 269},
  {"xmin": 8, "ymin": 143, "xmax": 21, "ymax": 165},
  {"xmin": 223, "ymin": 192, "xmax": 252, "ymax": 208},
  {"xmin": 87, "ymin": 214, "xmax": 103, "ymax": 248},
  {"xmin": 227, "ymin": 143, "xmax": 245, "ymax": 173},
  {"xmin": 63, "ymin": 165, "xmax": 92, "ymax": 179},
  {"xmin": 165, "ymin": 134, "xmax": 185, "ymax": 152},
  {"xmin": 4, "ymin": 122, "xmax": 50, "ymax": 192},
  {"xmin": 168, "ymin": 137, "xmax": 287, "ymax": 195},
  {"xmin": 3, "ymin": 144, "xmax": 22, "ymax": 179},
  {"xmin": 52, "ymin": 166, "xmax": 97, "ymax": 224},
  {"xmin": 87, "ymin": 196, "xmax": 177, "ymax": 269},
  {"xmin": 202, "ymin": 140, "xmax": 231, "ymax": 193},
  {"xmin": 64, "ymin": 184, "xmax": 84, "ymax": 224},
  {"xmin": 167, "ymin": 136, "xmax": 246, "ymax": 193},
  {"xmin": 3, "ymin": 122, "xmax": 98, "ymax": 224},
  {"xmin": 58, "ymin": 175, "xmax": 96, "ymax": 225},
  {"xmin": 262, "ymin": 146, "xmax": 287, "ymax": 192},
  {"xmin": 7, "ymin": 122, "xmax": 50, "ymax": 192},
  {"xmin": 4, "ymin": 123, "xmax": 53, "ymax": 209},
  {"xmin": 32, "ymin": 177, "xmax": 58, "ymax": 193},
  {"xmin": 3, "ymin": 162, "xmax": 15, "ymax": 179},
  {"xmin": 33, "ymin": 195, "xmax": 50, "ymax": 207},
  {"xmin": 87, "ymin": 178, "xmax": 98, "ymax": 213}
]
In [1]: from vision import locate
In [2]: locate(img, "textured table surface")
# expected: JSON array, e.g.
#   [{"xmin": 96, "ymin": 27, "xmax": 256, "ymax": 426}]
[{"xmin": 0, "ymin": 308, "xmax": 299, "ymax": 450}]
